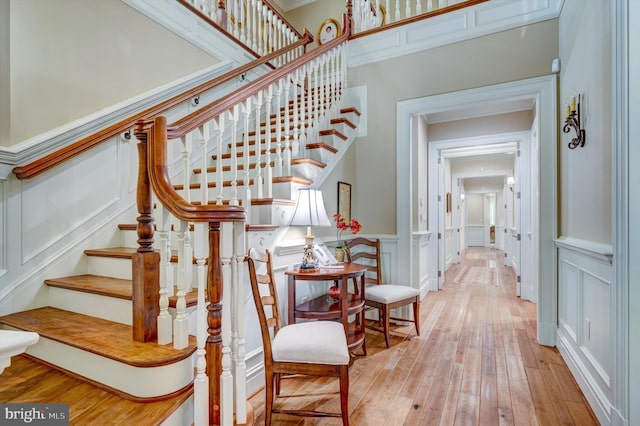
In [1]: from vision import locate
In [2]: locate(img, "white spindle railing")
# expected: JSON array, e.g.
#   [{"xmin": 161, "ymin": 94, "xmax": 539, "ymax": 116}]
[
  {"xmin": 352, "ymin": 0, "xmax": 477, "ymax": 33},
  {"xmin": 141, "ymin": 35, "xmax": 347, "ymax": 426},
  {"xmin": 184, "ymin": 0, "xmax": 304, "ymax": 63}
]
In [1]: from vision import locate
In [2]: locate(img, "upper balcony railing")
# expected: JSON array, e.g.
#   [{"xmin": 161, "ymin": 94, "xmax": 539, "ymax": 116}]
[
  {"xmin": 351, "ymin": 0, "xmax": 488, "ymax": 36},
  {"xmin": 180, "ymin": 0, "xmax": 305, "ymax": 65}
]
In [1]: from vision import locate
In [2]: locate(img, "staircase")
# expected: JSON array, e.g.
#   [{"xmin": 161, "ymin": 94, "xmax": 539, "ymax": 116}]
[{"xmin": 0, "ymin": 82, "xmax": 361, "ymax": 424}]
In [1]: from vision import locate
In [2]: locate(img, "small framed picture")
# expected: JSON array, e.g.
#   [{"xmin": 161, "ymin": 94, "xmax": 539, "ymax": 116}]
[
  {"xmin": 338, "ymin": 181, "xmax": 351, "ymax": 222},
  {"xmin": 318, "ymin": 18, "xmax": 341, "ymax": 45}
]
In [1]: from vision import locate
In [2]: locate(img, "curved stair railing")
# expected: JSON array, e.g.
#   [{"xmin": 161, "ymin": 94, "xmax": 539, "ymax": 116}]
[{"xmin": 135, "ymin": 12, "xmax": 352, "ymax": 424}]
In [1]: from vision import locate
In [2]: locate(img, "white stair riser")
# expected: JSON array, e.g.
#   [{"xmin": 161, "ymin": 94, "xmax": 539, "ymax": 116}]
[
  {"xmin": 87, "ymin": 256, "xmax": 202, "ymax": 286},
  {"xmin": 161, "ymin": 395, "xmax": 194, "ymax": 426},
  {"xmin": 49, "ymin": 287, "xmax": 132, "ymax": 326},
  {"xmin": 87, "ymin": 256, "xmax": 132, "ymax": 280},
  {"xmin": 22, "ymin": 334, "xmax": 195, "ymax": 399}
]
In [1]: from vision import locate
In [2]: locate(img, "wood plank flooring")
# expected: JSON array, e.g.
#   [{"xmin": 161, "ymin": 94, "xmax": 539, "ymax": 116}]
[{"xmin": 248, "ymin": 247, "xmax": 600, "ymax": 425}]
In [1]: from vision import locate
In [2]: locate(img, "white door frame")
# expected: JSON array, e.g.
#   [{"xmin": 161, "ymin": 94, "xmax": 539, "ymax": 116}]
[{"xmin": 396, "ymin": 75, "xmax": 557, "ymax": 345}]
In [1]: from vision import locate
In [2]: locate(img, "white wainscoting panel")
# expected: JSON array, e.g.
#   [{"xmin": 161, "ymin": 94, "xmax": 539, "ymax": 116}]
[
  {"xmin": 348, "ymin": 0, "xmax": 563, "ymax": 67},
  {"xmin": 555, "ymin": 238, "xmax": 613, "ymax": 425},
  {"xmin": 413, "ymin": 232, "xmax": 431, "ymax": 295},
  {"xmin": 21, "ymin": 142, "xmax": 120, "ymax": 263},
  {"xmin": 444, "ymin": 228, "xmax": 456, "ymax": 270},
  {"xmin": 466, "ymin": 225, "xmax": 484, "ymax": 246}
]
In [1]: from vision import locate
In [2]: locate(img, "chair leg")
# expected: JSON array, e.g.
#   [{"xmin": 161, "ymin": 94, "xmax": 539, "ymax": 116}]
[
  {"xmin": 339, "ymin": 365, "xmax": 350, "ymax": 426},
  {"xmin": 382, "ymin": 305, "xmax": 391, "ymax": 348},
  {"xmin": 413, "ymin": 300, "xmax": 421, "ymax": 336},
  {"xmin": 275, "ymin": 372, "xmax": 281, "ymax": 395},
  {"xmin": 265, "ymin": 373, "xmax": 274, "ymax": 426}
]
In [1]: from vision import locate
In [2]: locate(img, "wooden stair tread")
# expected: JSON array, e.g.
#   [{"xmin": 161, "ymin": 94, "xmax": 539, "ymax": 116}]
[
  {"xmin": 44, "ymin": 274, "xmax": 200, "ymax": 307},
  {"xmin": 0, "ymin": 307, "xmax": 195, "ymax": 367},
  {"xmin": 84, "ymin": 247, "xmax": 137, "ymax": 259},
  {"xmin": 46, "ymin": 275, "xmax": 132, "ymax": 300},
  {"xmin": 0, "ymin": 355, "xmax": 192, "ymax": 423}
]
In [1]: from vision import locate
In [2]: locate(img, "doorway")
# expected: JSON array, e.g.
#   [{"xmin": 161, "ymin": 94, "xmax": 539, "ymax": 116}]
[{"xmin": 396, "ymin": 75, "xmax": 558, "ymax": 345}]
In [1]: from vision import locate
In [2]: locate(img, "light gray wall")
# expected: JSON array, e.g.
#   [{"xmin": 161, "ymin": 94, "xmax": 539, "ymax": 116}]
[
  {"xmin": 283, "ymin": 0, "xmax": 345, "ymax": 47},
  {"xmin": 348, "ymin": 19, "xmax": 558, "ymax": 235},
  {"xmin": 427, "ymin": 110, "xmax": 533, "ymax": 141},
  {"xmin": 559, "ymin": 0, "xmax": 611, "ymax": 244},
  {"xmin": 627, "ymin": 0, "xmax": 639, "ymax": 423},
  {"xmin": 0, "ymin": 0, "xmax": 9, "ymax": 145},
  {"xmin": 5, "ymin": 0, "xmax": 219, "ymax": 146}
]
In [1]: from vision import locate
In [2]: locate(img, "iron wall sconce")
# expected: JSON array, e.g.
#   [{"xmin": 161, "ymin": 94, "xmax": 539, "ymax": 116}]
[{"xmin": 564, "ymin": 92, "xmax": 586, "ymax": 149}]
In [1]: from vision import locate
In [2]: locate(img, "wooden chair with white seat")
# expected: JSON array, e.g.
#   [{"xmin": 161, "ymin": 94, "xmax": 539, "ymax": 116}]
[
  {"xmin": 247, "ymin": 248, "xmax": 351, "ymax": 426},
  {"xmin": 345, "ymin": 237, "xmax": 421, "ymax": 348}
]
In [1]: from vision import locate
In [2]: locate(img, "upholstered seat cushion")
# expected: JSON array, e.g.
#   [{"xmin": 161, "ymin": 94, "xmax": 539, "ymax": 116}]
[
  {"xmin": 272, "ymin": 321, "xmax": 350, "ymax": 365},
  {"xmin": 365, "ymin": 284, "xmax": 420, "ymax": 304}
]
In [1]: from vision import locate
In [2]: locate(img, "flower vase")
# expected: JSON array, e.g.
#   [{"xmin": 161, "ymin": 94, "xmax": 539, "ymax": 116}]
[{"xmin": 335, "ymin": 247, "xmax": 345, "ymax": 263}]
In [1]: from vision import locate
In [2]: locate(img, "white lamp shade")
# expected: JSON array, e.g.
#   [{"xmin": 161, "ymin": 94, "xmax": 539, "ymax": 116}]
[{"xmin": 289, "ymin": 189, "xmax": 331, "ymax": 227}]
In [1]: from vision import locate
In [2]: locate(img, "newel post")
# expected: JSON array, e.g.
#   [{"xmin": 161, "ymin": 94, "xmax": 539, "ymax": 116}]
[
  {"xmin": 132, "ymin": 122, "xmax": 160, "ymax": 343},
  {"xmin": 207, "ymin": 221, "xmax": 223, "ymax": 425}
]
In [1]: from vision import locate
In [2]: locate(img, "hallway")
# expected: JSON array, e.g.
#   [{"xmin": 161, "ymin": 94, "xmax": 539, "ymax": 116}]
[{"xmin": 249, "ymin": 247, "xmax": 599, "ymax": 425}]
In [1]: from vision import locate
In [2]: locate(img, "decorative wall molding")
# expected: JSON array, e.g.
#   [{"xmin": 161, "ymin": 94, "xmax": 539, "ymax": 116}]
[
  {"xmin": 557, "ymin": 242, "xmax": 613, "ymax": 425},
  {"xmin": 554, "ymin": 236, "xmax": 613, "ymax": 265},
  {"xmin": 348, "ymin": 0, "xmax": 563, "ymax": 67},
  {"xmin": 0, "ymin": 62, "xmax": 233, "ymax": 180}
]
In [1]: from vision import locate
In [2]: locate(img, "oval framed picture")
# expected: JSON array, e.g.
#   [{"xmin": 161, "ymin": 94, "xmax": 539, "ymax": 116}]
[{"xmin": 317, "ymin": 18, "xmax": 341, "ymax": 45}]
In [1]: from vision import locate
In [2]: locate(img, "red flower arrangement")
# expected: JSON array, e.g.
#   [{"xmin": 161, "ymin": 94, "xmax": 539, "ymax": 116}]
[{"xmin": 333, "ymin": 213, "xmax": 362, "ymax": 248}]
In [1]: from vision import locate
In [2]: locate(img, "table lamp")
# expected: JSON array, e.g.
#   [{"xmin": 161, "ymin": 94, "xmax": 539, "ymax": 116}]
[{"xmin": 288, "ymin": 188, "xmax": 331, "ymax": 272}]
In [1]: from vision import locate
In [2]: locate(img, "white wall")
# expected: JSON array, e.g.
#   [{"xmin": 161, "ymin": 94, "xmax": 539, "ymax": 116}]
[
  {"xmin": 349, "ymin": 20, "xmax": 558, "ymax": 236},
  {"xmin": 556, "ymin": 2, "xmax": 616, "ymax": 425},
  {"xmin": 5, "ymin": 0, "xmax": 219, "ymax": 146},
  {"xmin": 558, "ymin": 0, "xmax": 612, "ymax": 244}
]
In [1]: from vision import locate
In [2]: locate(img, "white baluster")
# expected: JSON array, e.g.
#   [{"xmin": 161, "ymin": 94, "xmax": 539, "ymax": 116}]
[
  {"xmin": 156, "ymin": 205, "xmax": 173, "ymax": 345},
  {"xmin": 274, "ymin": 79, "xmax": 283, "ymax": 177},
  {"xmin": 220, "ymin": 221, "xmax": 234, "ymax": 426},
  {"xmin": 416, "ymin": 0, "xmax": 422, "ymax": 15},
  {"xmin": 198, "ymin": 124, "xmax": 210, "ymax": 206},
  {"xmin": 232, "ymin": 221, "xmax": 247, "ymax": 423},
  {"xmin": 264, "ymin": 85, "xmax": 274, "ymax": 198},
  {"xmin": 242, "ymin": 97, "xmax": 252, "ymax": 222},
  {"xmin": 215, "ymin": 115, "xmax": 225, "ymax": 205},
  {"xmin": 193, "ymin": 221, "xmax": 208, "ymax": 426},
  {"xmin": 385, "ymin": 0, "xmax": 391, "ymax": 23},
  {"xmin": 405, "ymin": 0, "xmax": 411, "ymax": 20},
  {"xmin": 229, "ymin": 106, "xmax": 240, "ymax": 206},
  {"xmin": 180, "ymin": 134, "xmax": 193, "ymax": 293},
  {"xmin": 266, "ymin": 9, "xmax": 274, "ymax": 54},
  {"xmin": 251, "ymin": 0, "xmax": 258, "ymax": 52},
  {"xmin": 292, "ymin": 69, "xmax": 300, "ymax": 161},
  {"xmin": 254, "ymin": 91, "xmax": 264, "ymax": 198},
  {"xmin": 181, "ymin": 134, "xmax": 192, "ymax": 203},
  {"xmin": 395, "ymin": 0, "xmax": 400, "ymax": 22},
  {"xmin": 427, "ymin": 0, "xmax": 434, "ymax": 12},
  {"xmin": 283, "ymin": 76, "xmax": 292, "ymax": 176},
  {"xmin": 173, "ymin": 219, "xmax": 189, "ymax": 350},
  {"xmin": 304, "ymin": 63, "xmax": 314, "ymax": 148}
]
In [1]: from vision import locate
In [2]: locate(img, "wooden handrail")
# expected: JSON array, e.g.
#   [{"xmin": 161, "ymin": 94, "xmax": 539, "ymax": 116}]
[
  {"xmin": 177, "ymin": 0, "xmax": 303, "ymax": 59},
  {"xmin": 12, "ymin": 32, "xmax": 313, "ymax": 181},
  {"xmin": 135, "ymin": 116, "xmax": 246, "ymax": 224},
  {"xmin": 166, "ymin": 29, "xmax": 350, "ymax": 139},
  {"xmin": 349, "ymin": 0, "xmax": 489, "ymax": 40}
]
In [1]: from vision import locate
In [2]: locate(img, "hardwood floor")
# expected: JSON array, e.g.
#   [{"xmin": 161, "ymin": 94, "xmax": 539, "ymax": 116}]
[{"xmin": 248, "ymin": 247, "xmax": 600, "ymax": 425}]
